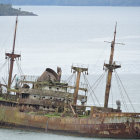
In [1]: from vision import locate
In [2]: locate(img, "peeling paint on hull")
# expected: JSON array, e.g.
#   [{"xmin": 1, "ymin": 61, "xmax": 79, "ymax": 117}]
[{"xmin": 0, "ymin": 106, "xmax": 140, "ymax": 139}]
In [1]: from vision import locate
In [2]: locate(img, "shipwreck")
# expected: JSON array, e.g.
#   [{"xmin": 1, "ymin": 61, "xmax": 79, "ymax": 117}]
[{"xmin": 0, "ymin": 16, "xmax": 140, "ymax": 139}]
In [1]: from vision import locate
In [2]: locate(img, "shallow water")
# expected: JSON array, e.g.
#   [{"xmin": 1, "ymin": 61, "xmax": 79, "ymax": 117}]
[{"xmin": 0, "ymin": 128, "xmax": 138, "ymax": 140}]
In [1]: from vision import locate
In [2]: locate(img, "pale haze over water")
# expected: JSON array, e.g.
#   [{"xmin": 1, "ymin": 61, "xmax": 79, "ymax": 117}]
[{"xmin": 0, "ymin": 6, "xmax": 140, "ymax": 139}]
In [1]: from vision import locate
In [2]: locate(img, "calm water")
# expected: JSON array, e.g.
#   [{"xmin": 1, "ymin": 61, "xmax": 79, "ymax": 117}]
[
  {"xmin": 0, "ymin": 128, "xmax": 137, "ymax": 140},
  {"xmin": 0, "ymin": 6, "xmax": 140, "ymax": 139}
]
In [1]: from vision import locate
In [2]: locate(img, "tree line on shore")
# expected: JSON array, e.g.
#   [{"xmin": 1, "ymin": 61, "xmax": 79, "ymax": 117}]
[{"xmin": 0, "ymin": 0, "xmax": 140, "ymax": 6}]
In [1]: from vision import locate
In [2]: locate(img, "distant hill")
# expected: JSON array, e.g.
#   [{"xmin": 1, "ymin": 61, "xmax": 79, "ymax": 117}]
[
  {"xmin": 0, "ymin": 4, "xmax": 37, "ymax": 16},
  {"xmin": 0, "ymin": 0, "xmax": 140, "ymax": 6}
]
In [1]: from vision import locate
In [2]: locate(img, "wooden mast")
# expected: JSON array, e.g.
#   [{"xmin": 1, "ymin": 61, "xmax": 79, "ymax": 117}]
[
  {"xmin": 72, "ymin": 66, "xmax": 88, "ymax": 106},
  {"xmin": 5, "ymin": 16, "xmax": 21, "ymax": 92},
  {"xmin": 104, "ymin": 23, "xmax": 121, "ymax": 108},
  {"xmin": 73, "ymin": 70, "xmax": 81, "ymax": 105}
]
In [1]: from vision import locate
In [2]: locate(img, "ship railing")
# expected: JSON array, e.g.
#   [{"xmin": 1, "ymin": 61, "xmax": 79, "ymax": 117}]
[
  {"xmin": 61, "ymin": 80, "xmax": 68, "ymax": 84},
  {"xmin": 79, "ymin": 82, "xmax": 88, "ymax": 89},
  {"xmin": 5, "ymin": 50, "xmax": 21, "ymax": 55},
  {"xmin": 19, "ymin": 75, "xmax": 39, "ymax": 82},
  {"xmin": 0, "ymin": 93, "xmax": 17, "ymax": 102},
  {"xmin": 72, "ymin": 82, "xmax": 88, "ymax": 89},
  {"xmin": 71, "ymin": 63, "xmax": 89, "ymax": 69},
  {"xmin": 19, "ymin": 88, "xmax": 86, "ymax": 101},
  {"xmin": 104, "ymin": 60, "xmax": 121, "ymax": 65}
]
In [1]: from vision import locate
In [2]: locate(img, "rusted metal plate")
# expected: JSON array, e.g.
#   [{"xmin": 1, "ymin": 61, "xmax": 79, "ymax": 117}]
[
  {"xmin": 0, "ymin": 106, "xmax": 140, "ymax": 138},
  {"xmin": 19, "ymin": 88, "xmax": 86, "ymax": 101}
]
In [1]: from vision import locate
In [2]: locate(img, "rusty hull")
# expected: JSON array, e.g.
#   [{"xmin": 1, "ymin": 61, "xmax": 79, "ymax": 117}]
[{"xmin": 0, "ymin": 106, "xmax": 140, "ymax": 138}]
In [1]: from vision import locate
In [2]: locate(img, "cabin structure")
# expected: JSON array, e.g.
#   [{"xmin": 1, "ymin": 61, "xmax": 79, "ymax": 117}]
[{"xmin": 15, "ymin": 67, "xmax": 87, "ymax": 114}]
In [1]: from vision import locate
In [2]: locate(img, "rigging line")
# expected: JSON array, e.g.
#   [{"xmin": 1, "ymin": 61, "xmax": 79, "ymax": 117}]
[
  {"xmin": 114, "ymin": 71, "xmax": 129, "ymax": 112},
  {"xmin": 16, "ymin": 58, "xmax": 24, "ymax": 75},
  {"xmin": 84, "ymin": 73, "xmax": 95, "ymax": 105},
  {"xmin": 0, "ymin": 59, "xmax": 8, "ymax": 73},
  {"xmin": 17, "ymin": 59, "xmax": 23, "ymax": 75},
  {"xmin": 0, "ymin": 58, "xmax": 6, "ymax": 63},
  {"xmin": 66, "ymin": 73, "xmax": 74, "ymax": 84},
  {"xmin": 92, "ymin": 71, "xmax": 106, "ymax": 91},
  {"xmin": 115, "ymin": 71, "xmax": 136, "ymax": 113},
  {"xmin": 92, "ymin": 44, "xmax": 108, "ymax": 74},
  {"xmin": 82, "ymin": 73, "xmax": 96, "ymax": 106},
  {"xmin": 16, "ymin": 58, "xmax": 23, "ymax": 73},
  {"xmin": 2, "ymin": 77, "xmax": 7, "ymax": 86},
  {"xmin": 15, "ymin": 59, "xmax": 22, "ymax": 76},
  {"xmin": 114, "ymin": 71, "xmax": 128, "ymax": 112},
  {"xmin": 66, "ymin": 73, "xmax": 74, "ymax": 83},
  {"xmin": 110, "ymin": 82, "xmax": 113, "ymax": 108},
  {"xmin": 110, "ymin": 74, "xmax": 114, "ymax": 109},
  {"xmin": 105, "ymin": 69, "xmax": 108, "ymax": 84},
  {"xmin": 115, "ymin": 71, "xmax": 135, "ymax": 112},
  {"xmin": 84, "ymin": 78, "xmax": 100, "ymax": 106},
  {"xmin": 83, "ymin": 74, "xmax": 87, "ymax": 97},
  {"xmin": 86, "ymin": 87, "xmax": 96, "ymax": 106},
  {"xmin": 88, "ymin": 91, "xmax": 96, "ymax": 106},
  {"xmin": 8, "ymin": 58, "xmax": 9, "ymax": 74},
  {"xmin": 91, "ymin": 72, "xmax": 105, "ymax": 88},
  {"xmin": 82, "ymin": 73, "xmax": 101, "ymax": 106},
  {"xmin": 74, "ymin": 72, "xmax": 76, "ymax": 87},
  {"xmin": 15, "ymin": 59, "xmax": 21, "ymax": 75},
  {"xmin": 0, "ymin": 29, "xmax": 14, "ymax": 51},
  {"xmin": 17, "ymin": 59, "xmax": 24, "ymax": 75}
]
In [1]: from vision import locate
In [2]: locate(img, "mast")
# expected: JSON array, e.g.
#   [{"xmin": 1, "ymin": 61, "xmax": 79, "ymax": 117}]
[
  {"xmin": 5, "ymin": 16, "xmax": 21, "ymax": 92},
  {"xmin": 104, "ymin": 23, "xmax": 121, "ymax": 108},
  {"xmin": 72, "ymin": 66, "xmax": 88, "ymax": 106}
]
